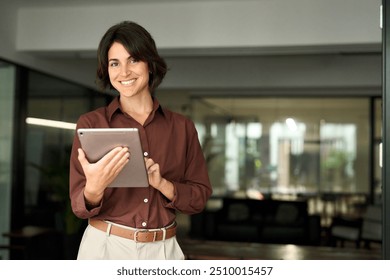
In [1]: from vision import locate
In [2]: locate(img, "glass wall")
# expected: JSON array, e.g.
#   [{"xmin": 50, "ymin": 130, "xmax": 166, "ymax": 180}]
[
  {"xmin": 0, "ymin": 59, "xmax": 109, "ymax": 259},
  {"xmin": 193, "ymin": 98, "xmax": 370, "ymax": 195},
  {"xmin": 23, "ymin": 70, "xmax": 108, "ymax": 238},
  {"xmin": 191, "ymin": 97, "xmax": 378, "ymax": 224},
  {"xmin": 0, "ymin": 62, "xmax": 16, "ymax": 260}
]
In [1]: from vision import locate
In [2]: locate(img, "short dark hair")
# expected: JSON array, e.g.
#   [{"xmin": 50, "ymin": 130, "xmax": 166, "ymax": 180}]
[{"xmin": 96, "ymin": 21, "xmax": 167, "ymax": 92}]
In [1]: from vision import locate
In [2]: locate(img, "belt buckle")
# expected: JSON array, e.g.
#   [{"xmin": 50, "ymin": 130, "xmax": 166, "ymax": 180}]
[{"xmin": 133, "ymin": 229, "xmax": 157, "ymax": 242}]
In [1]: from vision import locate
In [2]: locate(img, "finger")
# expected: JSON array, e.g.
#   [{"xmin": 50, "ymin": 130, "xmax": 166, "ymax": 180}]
[
  {"xmin": 100, "ymin": 146, "xmax": 128, "ymax": 165},
  {"xmin": 94, "ymin": 150, "xmax": 129, "ymax": 187},
  {"xmin": 103, "ymin": 148, "xmax": 129, "ymax": 172},
  {"xmin": 147, "ymin": 162, "xmax": 160, "ymax": 174},
  {"xmin": 111, "ymin": 151, "xmax": 130, "ymax": 174},
  {"xmin": 144, "ymin": 157, "xmax": 154, "ymax": 169},
  {"xmin": 77, "ymin": 148, "xmax": 89, "ymax": 167}
]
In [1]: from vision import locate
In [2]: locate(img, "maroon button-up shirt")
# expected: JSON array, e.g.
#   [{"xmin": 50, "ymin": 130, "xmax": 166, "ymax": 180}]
[{"xmin": 69, "ymin": 97, "xmax": 212, "ymax": 229}]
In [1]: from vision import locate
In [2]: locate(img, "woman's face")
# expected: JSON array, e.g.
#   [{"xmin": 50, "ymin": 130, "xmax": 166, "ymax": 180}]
[{"xmin": 107, "ymin": 41, "xmax": 150, "ymax": 97}]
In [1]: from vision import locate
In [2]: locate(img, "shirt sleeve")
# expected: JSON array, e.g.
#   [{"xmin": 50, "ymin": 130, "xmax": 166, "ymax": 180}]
[{"xmin": 165, "ymin": 121, "xmax": 213, "ymax": 214}]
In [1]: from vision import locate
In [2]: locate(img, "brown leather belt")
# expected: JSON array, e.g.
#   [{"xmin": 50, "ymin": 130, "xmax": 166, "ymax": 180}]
[{"xmin": 89, "ymin": 219, "xmax": 176, "ymax": 243}]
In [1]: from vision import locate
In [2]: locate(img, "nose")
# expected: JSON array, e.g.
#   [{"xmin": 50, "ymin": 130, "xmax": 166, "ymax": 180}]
[{"xmin": 120, "ymin": 63, "xmax": 131, "ymax": 76}]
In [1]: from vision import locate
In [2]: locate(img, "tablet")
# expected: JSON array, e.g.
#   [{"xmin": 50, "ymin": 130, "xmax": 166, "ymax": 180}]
[{"xmin": 77, "ymin": 128, "xmax": 149, "ymax": 188}]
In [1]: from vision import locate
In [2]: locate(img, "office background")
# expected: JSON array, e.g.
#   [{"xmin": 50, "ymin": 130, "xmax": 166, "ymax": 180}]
[{"xmin": 0, "ymin": 0, "xmax": 384, "ymax": 259}]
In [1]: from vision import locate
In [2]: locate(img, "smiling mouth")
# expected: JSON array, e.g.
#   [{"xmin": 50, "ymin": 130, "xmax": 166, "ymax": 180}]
[{"xmin": 120, "ymin": 79, "xmax": 135, "ymax": 85}]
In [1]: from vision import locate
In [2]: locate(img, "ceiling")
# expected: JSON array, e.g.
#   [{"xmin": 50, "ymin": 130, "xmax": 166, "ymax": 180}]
[
  {"xmin": 8, "ymin": 0, "xmax": 381, "ymax": 58},
  {"xmin": 2, "ymin": 0, "xmax": 382, "ymax": 94},
  {"xmin": 10, "ymin": 0, "xmax": 231, "ymax": 8}
]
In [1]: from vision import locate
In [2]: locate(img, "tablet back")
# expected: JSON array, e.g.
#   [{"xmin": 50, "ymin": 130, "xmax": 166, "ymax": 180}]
[{"xmin": 77, "ymin": 128, "xmax": 149, "ymax": 188}]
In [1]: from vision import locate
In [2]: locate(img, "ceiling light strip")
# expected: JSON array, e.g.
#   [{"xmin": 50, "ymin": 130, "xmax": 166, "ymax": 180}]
[{"xmin": 26, "ymin": 117, "xmax": 76, "ymax": 130}]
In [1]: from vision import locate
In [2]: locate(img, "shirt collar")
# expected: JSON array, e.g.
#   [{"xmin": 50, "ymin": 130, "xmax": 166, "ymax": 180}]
[{"xmin": 106, "ymin": 96, "xmax": 165, "ymax": 122}]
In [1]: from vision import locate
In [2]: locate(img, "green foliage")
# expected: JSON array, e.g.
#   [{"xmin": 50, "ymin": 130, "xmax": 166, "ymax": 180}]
[{"xmin": 323, "ymin": 149, "xmax": 348, "ymax": 170}]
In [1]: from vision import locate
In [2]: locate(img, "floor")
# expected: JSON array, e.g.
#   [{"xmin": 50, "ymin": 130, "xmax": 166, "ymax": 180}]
[
  {"xmin": 178, "ymin": 238, "xmax": 382, "ymax": 260},
  {"xmin": 176, "ymin": 208, "xmax": 382, "ymax": 260}
]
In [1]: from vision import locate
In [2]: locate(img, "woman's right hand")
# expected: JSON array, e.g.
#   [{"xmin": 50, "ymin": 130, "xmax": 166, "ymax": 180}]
[{"xmin": 77, "ymin": 146, "xmax": 130, "ymax": 205}]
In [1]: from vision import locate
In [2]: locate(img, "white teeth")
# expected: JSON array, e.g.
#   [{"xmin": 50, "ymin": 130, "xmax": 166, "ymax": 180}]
[{"xmin": 121, "ymin": 79, "xmax": 135, "ymax": 85}]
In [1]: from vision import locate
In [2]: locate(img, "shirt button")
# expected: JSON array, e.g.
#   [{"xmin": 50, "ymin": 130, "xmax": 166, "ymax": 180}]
[
  {"xmin": 143, "ymin": 152, "xmax": 148, "ymax": 157},
  {"xmin": 142, "ymin": 222, "xmax": 147, "ymax": 227},
  {"xmin": 143, "ymin": 198, "xmax": 148, "ymax": 203}
]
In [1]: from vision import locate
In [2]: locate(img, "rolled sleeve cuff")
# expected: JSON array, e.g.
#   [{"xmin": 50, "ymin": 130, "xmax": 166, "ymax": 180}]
[
  {"xmin": 73, "ymin": 190, "xmax": 101, "ymax": 218},
  {"xmin": 165, "ymin": 182, "xmax": 207, "ymax": 214}
]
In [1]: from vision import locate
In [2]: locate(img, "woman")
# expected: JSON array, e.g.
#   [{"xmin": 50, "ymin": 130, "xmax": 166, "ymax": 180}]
[{"xmin": 69, "ymin": 21, "xmax": 212, "ymax": 260}]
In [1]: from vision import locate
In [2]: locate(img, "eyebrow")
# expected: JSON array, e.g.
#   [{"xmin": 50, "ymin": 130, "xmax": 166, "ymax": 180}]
[{"xmin": 108, "ymin": 55, "xmax": 133, "ymax": 62}]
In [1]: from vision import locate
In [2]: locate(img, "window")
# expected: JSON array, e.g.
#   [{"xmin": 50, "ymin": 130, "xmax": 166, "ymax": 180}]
[
  {"xmin": 23, "ymin": 70, "xmax": 108, "ymax": 235},
  {"xmin": 192, "ymin": 97, "xmax": 373, "ymax": 200}
]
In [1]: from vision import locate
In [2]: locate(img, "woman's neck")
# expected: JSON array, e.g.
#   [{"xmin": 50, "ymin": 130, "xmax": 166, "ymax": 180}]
[{"xmin": 119, "ymin": 94, "xmax": 153, "ymax": 125}]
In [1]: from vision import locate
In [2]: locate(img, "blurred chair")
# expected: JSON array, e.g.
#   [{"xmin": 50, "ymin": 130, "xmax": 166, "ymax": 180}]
[
  {"xmin": 330, "ymin": 204, "xmax": 382, "ymax": 248},
  {"xmin": 360, "ymin": 204, "xmax": 382, "ymax": 248}
]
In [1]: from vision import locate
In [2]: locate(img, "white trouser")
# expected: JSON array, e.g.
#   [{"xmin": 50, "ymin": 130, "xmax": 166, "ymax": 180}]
[{"xmin": 77, "ymin": 224, "xmax": 185, "ymax": 260}]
